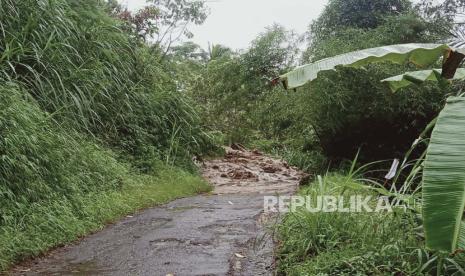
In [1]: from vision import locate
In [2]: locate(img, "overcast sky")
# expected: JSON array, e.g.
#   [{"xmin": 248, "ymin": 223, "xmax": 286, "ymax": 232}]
[{"xmin": 119, "ymin": 0, "xmax": 327, "ymax": 50}]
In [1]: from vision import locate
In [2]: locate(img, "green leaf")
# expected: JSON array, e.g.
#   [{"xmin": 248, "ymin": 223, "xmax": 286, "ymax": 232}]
[
  {"xmin": 381, "ymin": 68, "xmax": 465, "ymax": 92},
  {"xmin": 460, "ymin": 221, "xmax": 465, "ymax": 250},
  {"xmin": 280, "ymin": 44, "xmax": 449, "ymax": 89},
  {"xmin": 423, "ymin": 96, "xmax": 465, "ymax": 252}
]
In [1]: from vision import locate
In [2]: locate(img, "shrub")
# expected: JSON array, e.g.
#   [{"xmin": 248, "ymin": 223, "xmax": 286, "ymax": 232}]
[{"xmin": 301, "ymin": 64, "xmax": 447, "ymax": 163}]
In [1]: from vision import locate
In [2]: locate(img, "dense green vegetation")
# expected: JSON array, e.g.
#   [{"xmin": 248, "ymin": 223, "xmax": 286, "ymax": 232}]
[
  {"xmin": 0, "ymin": 0, "xmax": 213, "ymax": 270},
  {"xmin": 278, "ymin": 174, "xmax": 465, "ymax": 275},
  {"xmin": 182, "ymin": 0, "xmax": 461, "ymax": 172},
  {"xmin": 269, "ymin": 1, "xmax": 465, "ymax": 274},
  {"xmin": 2, "ymin": 0, "xmax": 465, "ymax": 274},
  {"xmin": 173, "ymin": 0, "xmax": 465, "ymax": 274},
  {"xmin": 1, "ymin": 0, "xmax": 214, "ymax": 170}
]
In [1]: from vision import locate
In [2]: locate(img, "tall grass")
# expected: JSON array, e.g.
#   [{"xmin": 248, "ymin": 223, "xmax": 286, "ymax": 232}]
[
  {"xmin": 277, "ymin": 174, "xmax": 465, "ymax": 275},
  {"xmin": 0, "ymin": 0, "xmax": 213, "ymax": 170},
  {"xmin": 0, "ymin": 85, "xmax": 122, "ymax": 207},
  {"xmin": 0, "ymin": 0, "xmax": 215, "ymax": 270},
  {"xmin": 0, "ymin": 83, "xmax": 213, "ymax": 269}
]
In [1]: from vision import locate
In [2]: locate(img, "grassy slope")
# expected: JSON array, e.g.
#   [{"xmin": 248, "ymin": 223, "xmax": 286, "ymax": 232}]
[
  {"xmin": 0, "ymin": 0, "xmax": 214, "ymax": 271},
  {"xmin": 277, "ymin": 174, "xmax": 425, "ymax": 275},
  {"xmin": 0, "ymin": 166, "xmax": 211, "ymax": 271},
  {"xmin": 0, "ymin": 89, "xmax": 212, "ymax": 269},
  {"xmin": 0, "ymin": 81, "xmax": 212, "ymax": 273}
]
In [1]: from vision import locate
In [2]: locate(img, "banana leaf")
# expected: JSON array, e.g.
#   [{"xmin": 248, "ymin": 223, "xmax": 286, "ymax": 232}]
[
  {"xmin": 280, "ymin": 44, "xmax": 449, "ymax": 89},
  {"xmin": 423, "ymin": 96, "xmax": 465, "ymax": 252},
  {"xmin": 381, "ymin": 68, "xmax": 465, "ymax": 92},
  {"xmin": 460, "ymin": 222, "xmax": 465, "ymax": 250}
]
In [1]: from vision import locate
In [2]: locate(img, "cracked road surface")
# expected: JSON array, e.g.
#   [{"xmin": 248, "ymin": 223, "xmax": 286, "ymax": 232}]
[{"xmin": 10, "ymin": 146, "xmax": 304, "ymax": 276}]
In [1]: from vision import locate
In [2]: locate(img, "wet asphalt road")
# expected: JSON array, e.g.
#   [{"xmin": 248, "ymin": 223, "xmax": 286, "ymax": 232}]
[{"xmin": 10, "ymin": 147, "xmax": 302, "ymax": 276}]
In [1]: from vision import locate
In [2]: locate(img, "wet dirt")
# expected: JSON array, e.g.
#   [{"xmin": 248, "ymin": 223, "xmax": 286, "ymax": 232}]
[
  {"xmin": 9, "ymin": 147, "xmax": 304, "ymax": 276},
  {"xmin": 204, "ymin": 147, "xmax": 303, "ymax": 195}
]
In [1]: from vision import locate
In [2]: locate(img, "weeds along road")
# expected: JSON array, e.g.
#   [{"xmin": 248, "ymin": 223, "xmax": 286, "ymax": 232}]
[{"xmin": 10, "ymin": 147, "xmax": 304, "ymax": 276}]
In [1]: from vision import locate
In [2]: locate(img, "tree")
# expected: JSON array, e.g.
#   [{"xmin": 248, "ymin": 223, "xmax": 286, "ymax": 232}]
[
  {"xmin": 116, "ymin": 6, "xmax": 160, "ymax": 42},
  {"xmin": 311, "ymin": 0, "xmax": 412, "ymax": 38},
  {"xmin": 418, "ymin": 0, "xmax": 465, "ymax": 25},
  {"xmin": 171, "ymin": 41, "xmax": 208, "ymax": 61},
  {"xmin": 168, "ymin": 41, "xmax": 208, "ymax": 93},
  {"xmin": 296, "ymin": 0, "xmax": 451, "ymax": 165},
  {"xmin": 302, "ymin": 0, "xmax": 449, "ymax": 62},
  {"xmin": 149, "ymin": 0, "xmax": 208, "ymax": 57},
  {"xmin": 188, "ymin": 25, "xmax": 301, "ymax": 143},
  {"xmin": 207, "ymin": 43, "xmax": 233, "ymax": 61},
  {"xmin": 107, "ymin": 0, "xmax": 208, "ymax": 57},
  {"xmin": 242, "ymin": 24, "xmax": 301, "ymax": 82}
]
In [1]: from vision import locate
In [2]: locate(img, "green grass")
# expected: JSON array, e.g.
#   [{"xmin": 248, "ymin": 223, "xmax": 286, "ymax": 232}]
[
  {"xmin": 276, "ymin": 174, "xmax": 458, "ymax": 276},
  {"xmin": 0, "ymin": 166, "xmax": 211, "ymax": 271},
  {"xmin": 0, "ymin": 0, "xmax": 214, "ymax": 172},
  {"xmin": 0, "ymin": 0, "xmax": 215, "ymax": 272},
  {"xmin": 0, "ymin": 84, "xmax": 212, "ymax": 271}
]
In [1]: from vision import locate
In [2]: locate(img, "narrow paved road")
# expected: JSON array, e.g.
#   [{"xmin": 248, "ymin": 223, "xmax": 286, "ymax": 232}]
[{"xmin": 11, "ymin": 147, "xmax": 304, "ymax": 276}]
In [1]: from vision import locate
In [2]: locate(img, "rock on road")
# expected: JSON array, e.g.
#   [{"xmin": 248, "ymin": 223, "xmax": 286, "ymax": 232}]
[{"xmin": 10, "ymin": 146, "xmax": 304, "ymax": 276}]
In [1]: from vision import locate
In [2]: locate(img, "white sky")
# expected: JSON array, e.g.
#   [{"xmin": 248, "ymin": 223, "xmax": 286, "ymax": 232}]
[{"xmin": 119, "ymin": 0, "xmax": 327, "ymax": 50}]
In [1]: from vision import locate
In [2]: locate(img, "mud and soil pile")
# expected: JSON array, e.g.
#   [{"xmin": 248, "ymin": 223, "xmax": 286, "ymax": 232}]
[{"xmin": 202, "ymin": 146, "xmax": 306, "ymax": 195}]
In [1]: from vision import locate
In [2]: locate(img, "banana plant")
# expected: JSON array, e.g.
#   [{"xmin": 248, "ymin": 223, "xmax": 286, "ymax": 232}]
[
  {"xmin": 421, "ymin": 97, "xmax": 465, "ymax": 252},
  {"xmin": 381, "ymin": 68, "xmax": 465, "ymax": 92},
  {"xmin": 279, "ymin": 43, "xmax": 465, "ymax": 254},
  {"xmin": 279, "ymin": 43, "xmax": 458, "ymax": 89}
]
